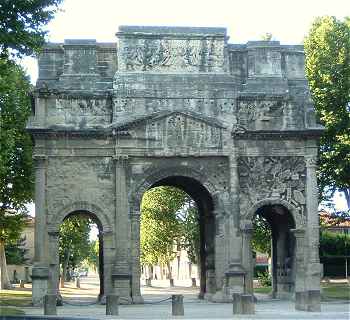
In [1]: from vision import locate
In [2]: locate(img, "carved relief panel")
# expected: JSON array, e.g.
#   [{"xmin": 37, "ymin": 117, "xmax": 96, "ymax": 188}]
[
  {"xmin": 47, "ymin": 97, "xmax": 112, "ymax": 129},
  {"xmin": 237, "ymin": 98, "xmax": 286, "ymax": 130},
  {"xmin": 118, "ymin": 38, "xmax": 225, "ymax": 73},
  {"xmin": 238, "ymin": 156, "xmax": 306, "ymax": 220},
  {"xmin": 47, "ymin": 157, "xmax": 114, "ymax": 217},
  {"xmin": 132, "ymin": 113, "xmax": 223, "ymax": 150}
]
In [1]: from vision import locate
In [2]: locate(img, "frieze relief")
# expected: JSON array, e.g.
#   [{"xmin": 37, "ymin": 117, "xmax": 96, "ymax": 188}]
[
  {"xmin": 141, "ymin": 113, "xmax": 222, "ymax": 150},
  {"xmin": 113, "ymin": 97, "xmax": 235, "ymax": 118},
  {"xmin": 118, "ymin": 38, "xmax": 225, "ymax": 72},
  {"xmin": 48, "ymin": 98, "xmax": 112, "ymax": 128},
  {"xmin": 238, "ymin": 156, "xmax": 306, "ymax": 219},
  {"xmin": 237, "ymin": 98, "xmax": 288, "ymax": 131}
]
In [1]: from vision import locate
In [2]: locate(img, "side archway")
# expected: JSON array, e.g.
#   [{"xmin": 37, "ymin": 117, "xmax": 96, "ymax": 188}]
[{"xmin": 48, "ymin": 201, "xmax": 113, "ymax": 234}]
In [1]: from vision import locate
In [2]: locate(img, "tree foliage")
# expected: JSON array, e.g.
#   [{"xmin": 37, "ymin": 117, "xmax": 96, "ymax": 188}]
[
  {"xmin": 252, "ymin": 215, "xmax": 271, "ymax": 256},
  {"xmin": 0, "ymin": 0, "xmax": 63, "ymax": 58},
  {"xmin": 140, "ymin": 186, "xmax": 199, "ymax": 277},
  {"xmin": 0, "ymin": 59, "xmax": 33, "ymax": 289},
  {"xmin": 319, "ymin": 231, "xmax": 350, "ymax": 257},
  {"xmin": 58, "ymin": 215, "xmax": 93, "ymax": 280},
  {"xmin": 5, "ymin": 236, "xmax": 28, "ymax": 265},
  {"xmin": 304, "ymin": 16, "xmax": 350, "ymax": 210}
]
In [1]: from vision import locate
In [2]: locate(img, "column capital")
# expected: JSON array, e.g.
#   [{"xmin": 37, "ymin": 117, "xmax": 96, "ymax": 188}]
[
  {"xmin": 33, "ymin": 154, "xmax": 48, "ymax": 168},
  {"xmin": 129, "ymin": 212, "xmax": 140, "ymax": 220},
  {"xmin": 240, "ymin": 220, "xmax": 253, "ymax": 234},
  {"xmin": 113, "ymin": 154, "xmax": 129, "ymax": 166},
  {"xmin": 305, "ymin": 156, "xmax": 317, "ymax": 168},
  {"xmin": 290, "ymin": 228, "xmax": 306, "ymax": 238}
]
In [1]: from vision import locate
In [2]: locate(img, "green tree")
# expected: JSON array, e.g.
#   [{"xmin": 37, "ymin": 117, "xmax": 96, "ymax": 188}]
[
  {"xmin": 319, "ymin": 231, "xmax": 350, "ymax": 257},
  {"xmin": 140, "ymin": 186, "xmax": 188, "ymax": 281},
  {"xmin": 58, "ymin": 216, "xmax": 92, "ymax": 284},
  {"xmin": 304, "ymin": 16, "xmax": 350, "ymax": 211},
  {"xmin": 0, "ymin": 0, "xmax": 63, "ymax": 290},
  {"xmin": 5, "ymin": 236, "xmax": 28, "ymax": 265},
  {"xmin": 0, "ymin": 0, "xmax": 63, "ymax": 58},
  {"xmin": 251, "ymin": 215, "xmax": 271, "ymax": 256},
  {"xmin": 0, "ymin": 58, "xmax": 33, "ymax": 289}
]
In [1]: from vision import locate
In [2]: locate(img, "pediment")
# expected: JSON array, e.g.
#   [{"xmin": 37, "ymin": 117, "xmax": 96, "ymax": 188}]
[{"xmin": 111, "ymin": 110, "xmax": 225, "ymax": 150}]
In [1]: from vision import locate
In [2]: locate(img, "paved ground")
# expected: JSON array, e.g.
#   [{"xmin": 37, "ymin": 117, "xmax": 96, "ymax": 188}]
[{"xmin": 19, "ymin": 275, "xmax": 350, "ymax": 319}]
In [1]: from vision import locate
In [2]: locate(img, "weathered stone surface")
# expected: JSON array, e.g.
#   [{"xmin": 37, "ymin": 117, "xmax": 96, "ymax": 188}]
[{"xmin": 28, "ymin": 26, "xmax": 322, "ymax": 310}]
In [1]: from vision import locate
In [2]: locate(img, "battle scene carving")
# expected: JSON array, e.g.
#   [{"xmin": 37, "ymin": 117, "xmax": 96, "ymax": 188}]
[
  {"xmin": 48, "ymin": 98, "xmax": 112, "ymax": 129},
  {"xmin": 118, "ymin": 38, "xmax": 225, "ymax": 72},
  {"xmin": 134, "ymin": 113, "xmax": 223, "ymax": 150},
  {"xmin": 237, "ymin": 98, "xmax": 287, "ymax": 130},
  {"xmin": 238, "ymin": 156, "xmax": 306, "ymax": 219}
]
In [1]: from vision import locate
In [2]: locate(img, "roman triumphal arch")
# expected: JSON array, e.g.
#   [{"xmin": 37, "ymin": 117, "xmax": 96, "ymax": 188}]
[{"xmin": 27, "ymin": 26, "xmax": 323, "ymax": 311}]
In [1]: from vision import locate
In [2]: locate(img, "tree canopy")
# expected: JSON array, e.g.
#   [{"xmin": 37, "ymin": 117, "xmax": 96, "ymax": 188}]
[
  {"xmin": 140, "ymin": 186, "xmax": 200, "ymax": 279},
  {"xmin": 59, "ymin": 215, "xmax": 93, "ymax": 281},
  {"xmin": 0, "ymin": 0, "xmax": 63, "ymax": 58},
  {"xmin": 0, "ymin": 59, "xmax": 33, "ymax": 289},
  {"xmin": 304, "ymin": 16, "xmax": 350, "ymax": 211}
]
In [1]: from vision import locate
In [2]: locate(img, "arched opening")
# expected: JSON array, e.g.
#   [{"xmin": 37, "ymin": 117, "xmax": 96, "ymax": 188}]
[
  {"xmin": 252, "ymin": 204, "xmax": 296, "ymax": 299},
  {"xmin": 58, "ymin": 211, "xmax": 104, "ymax": 302},
  {"xmin": 139, "ymin": 175, "xmax": 215, "ymax": 299}
]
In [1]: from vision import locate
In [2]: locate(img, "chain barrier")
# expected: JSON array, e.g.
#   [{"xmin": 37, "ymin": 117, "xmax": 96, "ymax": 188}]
[{"xmin": 61, "ymin": 298, "xmax": 100, "ymax": 306}]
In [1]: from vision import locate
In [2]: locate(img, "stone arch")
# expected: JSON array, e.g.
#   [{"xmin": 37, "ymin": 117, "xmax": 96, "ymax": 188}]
[
  {"xmin": 48, "ymin": 200, "xmax": 113, "ymax": 234},
  {"xmin": 245, "ymin": 198, "xmax": 304, "ymax": 229},
  {"xmin": 130, "ymin": 165, "xmax": 219, "ymax": 213}
]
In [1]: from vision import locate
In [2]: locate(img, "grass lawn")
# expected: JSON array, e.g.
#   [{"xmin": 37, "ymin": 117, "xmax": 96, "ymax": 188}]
[
  {"xmin": 0, "ymin": 289, "xmax": 32, "ymax": 307},
  {"xmin": 0, "ymin": 307, "xmax": 25, "ymax": 316},
  {"xmin": 321, "ymin": 283, "xmax": 350, "ymax": 301},
  {"xmin": 254, "ymin": 286, "xmax": 272, "ymax": 294}
]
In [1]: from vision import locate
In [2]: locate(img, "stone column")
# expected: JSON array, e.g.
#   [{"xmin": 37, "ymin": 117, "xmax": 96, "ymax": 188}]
[
  {"xmin": 130, "ymin": 212, "xmax": 143, "ymax": 303},
  {"xmin": 305, "ymin": 156, "xmax": 321, "ymax": 311},
  {"xmin": 241, "ymin": 220, "xmax": 253, "ymax": 294},
  {"xmin": 47, "ymin": 231, "xmax": 59, "ymax": 297},
  {"xmin": 32, "ymin": 155, "xmax": 49, "ymax": 306},
  {"xmin": 291, "ymin": 228, "xmax": 307, "ymax": 311},
  {"xmin": 215, "ymin": 152, "xmax": 245, "ymax": 302},
  {"xmin": 112, "ymin": 155, "xmax": 131, "ymax": 301},
  {"xmin": 228, "ymin": 153, "xmax": 242, "ymax": 265}
]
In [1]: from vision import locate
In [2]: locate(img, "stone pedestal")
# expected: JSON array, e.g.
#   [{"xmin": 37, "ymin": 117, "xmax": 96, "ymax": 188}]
[
  {"xmin": 31, "ymin": 266, "xmax": 49, "ymax": 306},
  {"xmin": 106, "ymin": 295, "xmax": 119, "ymax": 316},
  {"xmin": 241, "ymin": 294, "xmax": 255, "ymax": 314},
  {"xmin": 112, "ymin": 273, "xmax": 132, "ymax": 303},
  {"xmin": 44, "ymin": 294, "xmax": 57, "ymax": 315},
  {"xmin": 307, "ymin": 290, "xmax": 321, "ymax": 312},
  {"xmin": 172, "ymin": 295, "xmax": 184, "ymax": 316},
  {"xmin": 232, "ymin": 293, "xmax": 243, "ymax": 314}
]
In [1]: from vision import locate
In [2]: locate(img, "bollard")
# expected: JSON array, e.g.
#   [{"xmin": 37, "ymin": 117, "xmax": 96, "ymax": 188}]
[
  {"xmin": 106, "ymin": 295, "xmax": 119, "ymax": 316},
  {"xmin": 307, "ymin": 290, "xmax": 321, "ymax": 312},
  {"xmin": 19, "ymin": 280, "xmax": 25, "ymax": 288},
  {"xmin": 44, "ymin": 294, "xmax": 57, "ymax": 315},
  {"xmin": 170, "ymin": 278, "xmax": 174, "ymax": 287},
  {"xmin": 241, "ymin": 294, "xmax": 255, "ymax": 314},
  {"xmin": 172, "ymin": 294, "xmax": 184, "ymax": 316},
  {"xmin": 191, "ymin": 278, "xmax": 196, "ymax": 287},
  {"xmin": 145, "ymin": 278, "xmax": 152, "ymax": 286},
  {"xmin": 75, "ymin": 276, "xmax": 80, "ymax": 288},
  {"xmin": 232, "ymin": 293, "xmax": 243, "ymax": 314}
]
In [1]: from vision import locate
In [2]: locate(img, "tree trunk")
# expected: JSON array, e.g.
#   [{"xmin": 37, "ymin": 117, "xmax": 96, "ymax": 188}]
[
  {"xmin": 167, "ymin": 261, "xmax": 173, "ymax": 286},
  {"xmin": 342, "ymin": 188, "xmax": 350, "ymax": 210},
  {"xmin": 0, "ymin": 240, "xmax": 11, "ymax": 289}
]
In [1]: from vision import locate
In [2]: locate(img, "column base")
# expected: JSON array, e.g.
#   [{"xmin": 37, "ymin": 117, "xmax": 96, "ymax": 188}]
[
  {"xmin": 295, "ymin": 290, "xmax": 321, "ymax": 312},
  {"xmin": 31, "ymin": 266, "xmax": 49, "ymax": 307},
  {"xmin": 112, "ymin": 273, "xmax": 132, "ymax": 304},
  {"xmin": 132, "ymin": 295, "xmax": 144, "ymax": 304}
]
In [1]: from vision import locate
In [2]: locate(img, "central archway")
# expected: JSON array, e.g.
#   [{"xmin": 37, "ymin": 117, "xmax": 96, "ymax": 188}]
[{"xmin": 135, "ymin": 174, "xmax": 216, "ymax": 299}]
